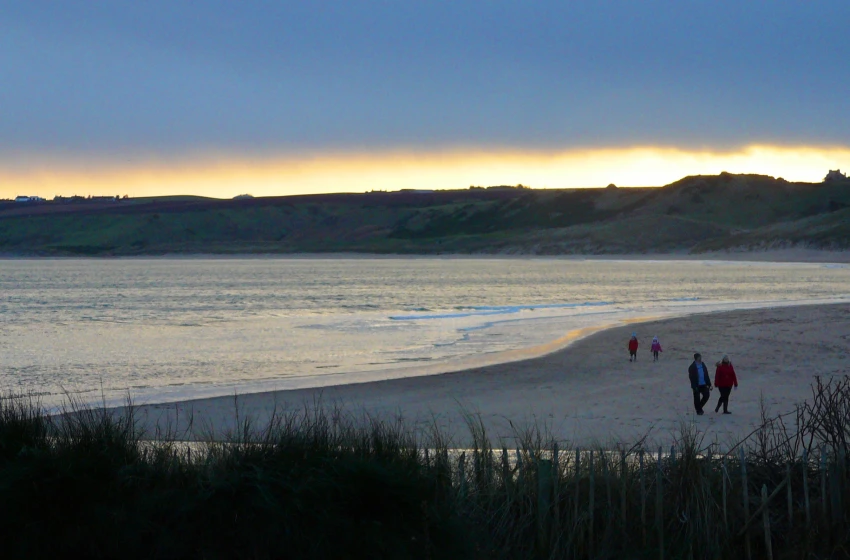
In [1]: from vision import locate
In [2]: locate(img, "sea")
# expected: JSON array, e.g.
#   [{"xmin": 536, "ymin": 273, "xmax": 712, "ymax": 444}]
[{"xmin": 1, "ymin": 257, "xmax": 849, "ymax": 408}]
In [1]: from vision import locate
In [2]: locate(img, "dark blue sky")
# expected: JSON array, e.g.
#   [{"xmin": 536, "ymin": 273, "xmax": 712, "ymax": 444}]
[{"xmin": 2, "ymin": 1, "xmax": 849, "ymax": 159}]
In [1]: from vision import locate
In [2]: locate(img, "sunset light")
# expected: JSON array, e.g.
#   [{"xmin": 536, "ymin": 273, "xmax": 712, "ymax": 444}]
[{"xmin": 2, "ymin": 144, "xmax": 848, "ymax": 199}]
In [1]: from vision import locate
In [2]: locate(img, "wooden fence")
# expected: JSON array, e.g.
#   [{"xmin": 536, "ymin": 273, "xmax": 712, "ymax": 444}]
[{"xmin": 430, "ymin": 443, "xmax": 850, "ymax": 559}]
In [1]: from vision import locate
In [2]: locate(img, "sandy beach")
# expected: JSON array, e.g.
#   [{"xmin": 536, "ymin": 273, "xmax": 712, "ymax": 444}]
[{"xmin": 130, "ymin": 303, "xmax": 850, "ymax": 447}]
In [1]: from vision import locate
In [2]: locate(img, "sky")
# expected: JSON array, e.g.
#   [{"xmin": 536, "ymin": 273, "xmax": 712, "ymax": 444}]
[{"xmin": 2, "ymin": 1, "xmax": 849, "ymax": 198}]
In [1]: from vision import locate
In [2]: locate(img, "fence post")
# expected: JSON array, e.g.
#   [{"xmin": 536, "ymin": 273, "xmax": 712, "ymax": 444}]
[
  {"xmin": 589, "ymin": 450, "xmax": 595, "ymax": 554},
  {"xmin": 762, "ymin": 484, "xmax": 774, "ymax": 560},
  {"xmin": 830, "ymin": 462, "xmax": 841, "ymax": 529},
  {"xmin": 458, "ymin": 452, "xmax": 467, "ymax": 500},
  {"xmin": 621, "ymin": 449, "xmax": 628, "ymax": 544},
  {"xmin": 741, "ymin": 448, "xmax": 752, "ymax": 560},
  {"xmin": 537, "ymin": 458, "xmax": 553, "ymax": 557},
  {"xmin": 502, "ymin": 446, "xmax": 511, "ymax": 497},
  {"xmin": 603, "ymin": 452, "xmax": 613, "ymax": 527},
  {"xmin": 803, "ymin": 448, "xmax": 811, "ymax": 530},
  {"xmin": 656, "ymin": 446, "xmax": 664, "ymax": 560},
  {"xmin": 488, "ymin": 449, "xmax": 495, "ymax": 488},
  {"xmin": 473, "ymin": 447, "xmax": 481, "ymax": 493},
  {"xmin": 786, "ymin": 461, "xmax": 793, "ymax": 527},
  {"xmin": 840, "ymin": 446, "xmax": 847, "ymax": 530},
  {"xmin": 552, "ymin": 442, "xmax": 560, "ymax": 534},
  {"xmin": 722, "ymin": 455, "xmax": 729, "ymax": 533},
  {"xmin": 821, "ymin": 446, "xmax": 828, "ymax": 523},
  {"xmin": 640, "ymin": 450, "xmax": 647, "ymax": 546},
  {"xmin": 516, "ymin": 447, "xmax": 525, "ymax": 491},
  {"xmin": 574, "ymin": 448, "xmax": 581, "ymax": 526}
]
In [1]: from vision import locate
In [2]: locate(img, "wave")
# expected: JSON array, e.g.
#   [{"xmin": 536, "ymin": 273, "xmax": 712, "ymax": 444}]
[{"xmin": 389, "ymin": 301, "xmax": 614, "ymax": 321}]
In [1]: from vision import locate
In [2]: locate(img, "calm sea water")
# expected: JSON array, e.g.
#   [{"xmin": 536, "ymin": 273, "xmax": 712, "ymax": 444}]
[{"xmin": 1, "ymin": 257, "xmax": 848, "ymax": 407}]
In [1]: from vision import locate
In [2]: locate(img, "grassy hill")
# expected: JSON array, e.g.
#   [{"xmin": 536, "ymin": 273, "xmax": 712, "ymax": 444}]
[{"xmin": 1, "ymin": 174, "xmax": 849, "ymax": 255}]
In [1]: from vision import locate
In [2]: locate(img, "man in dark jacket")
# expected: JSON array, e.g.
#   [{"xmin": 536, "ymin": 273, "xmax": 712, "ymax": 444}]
[{"xmin": 688, "ymin": 353, "xmax": 712, "ymax": 415}]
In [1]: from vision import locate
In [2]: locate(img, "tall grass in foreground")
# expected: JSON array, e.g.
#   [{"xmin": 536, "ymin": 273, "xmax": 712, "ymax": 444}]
[{"xmin": 2, "ymin": 378, "xmax": 850, "ymax": 559}]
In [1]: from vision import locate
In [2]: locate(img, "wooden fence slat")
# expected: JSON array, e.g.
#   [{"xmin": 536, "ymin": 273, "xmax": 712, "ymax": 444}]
[
  {"xmin": 488, "ymin": 449, "xmax": 495, "ymax": 488},
  {"xmin": 621, "ymin": 449, "xmax": 628, "ymax": 544},
  {"xmin": 552, "ymin": 442, "xmax": 560, "ymax": 534},
  {"xmin": 830, "ymin": 462, "xmax": 841, "ymax": 528},
  {"xmin": 472, "ymin": 448, "xmax": 480, "ymax": 494},
  {"xmin": 820, "ymin": 446, "xmax": 828, "ymax": 523},
  {"xmin": 603, "ymin": 452, "xmax": 613, "ymax": 525},
  {"xmin": 762, "ymin": 484, "xmax": 774, "ymax": 560},
  {"xmin": 656, "ymin": 446, "xmax": 664, "ymax": 560},
  {"xmin": 574, "ymin": 448, "xmax": 581, "ymax": 526},
  {"xmin": 741, "ymin": 448, "xmax": 752, "ymax": 560},
  {"xmin": 722, "ymin": 456, "xmax": 729, "ymax": 532},
  {"xmin": 803, "ymin": 448, "xmax": 811, "ymax": 529},
  {"xmin": 537, "ymin": 458, "xmax": 553, "ymax": 555},
  {"xmin": 502, "ymin": 446, "xmax": 511, "ymax": 498},
  {"xmin": 458, "ymin": 452, "xmax": 467, "ymax": 499},
  {"xmin": 589, "ymin": 450, "xmax": 595, "ymax": 554},
  {"xmin": 640, "ymin": 450, "xmax": 647, "ymax": 546},
  {"xmin": 786, "ymin": 462, "xmax": 793, "ymax": 526},
  {"xmin": 738, "ymin": 477, "xmax": 789, "ymax": 536},
  {"xmin": 840, "ymin": 446, "xmax": 847, "ymax": 530}
]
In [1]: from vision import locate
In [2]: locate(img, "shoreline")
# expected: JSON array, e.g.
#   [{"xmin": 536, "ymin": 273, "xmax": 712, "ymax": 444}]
[
  {"xmin": 2, "ymin": 248, "xmax": 849, "ymax": 263},
  {"xmin": 128, "ymin": 302, "xmax": 850, "ymax": 446},
  {"xmin": 97, "ymin": 297, "xmax": 847, "ymax": 410}
]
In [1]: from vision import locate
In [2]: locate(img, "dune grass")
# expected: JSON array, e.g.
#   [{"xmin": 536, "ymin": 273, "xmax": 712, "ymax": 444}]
[{"xmin": 2, "ymin": 378, "xmax": 850, "ymax": 558}]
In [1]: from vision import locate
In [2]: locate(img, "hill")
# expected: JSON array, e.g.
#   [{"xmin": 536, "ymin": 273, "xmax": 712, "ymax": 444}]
[{"xmin": 1, "ymin": 174, "xmax": 849, "ymax": 255}]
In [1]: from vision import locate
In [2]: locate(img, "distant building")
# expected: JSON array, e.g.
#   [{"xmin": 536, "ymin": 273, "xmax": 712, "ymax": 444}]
[
  {"xmin": 14, "ymin": 195, "xmax": 44, "ymax": 202},
  {"xmin": 825, "ymin": 169, "xmax": 847, "ymax": 182},
  {"xmin": 53, "ymin": 195, "xmax": 87, "ymax": 203}
]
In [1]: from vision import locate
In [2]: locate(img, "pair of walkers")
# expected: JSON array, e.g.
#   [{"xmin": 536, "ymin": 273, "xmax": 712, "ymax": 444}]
[
  {"xmin": 627, "ymin": 334, "xmax": 664, "ymax": 362},
  {"xmin": 688, "ymin": 353, "xmax": 738, "ymax": 415}
]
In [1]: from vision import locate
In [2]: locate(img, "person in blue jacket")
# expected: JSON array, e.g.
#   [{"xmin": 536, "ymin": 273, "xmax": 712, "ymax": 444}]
[{"xmin": 688, "ymin": 353, "xmax": 712, "ymax": 415}]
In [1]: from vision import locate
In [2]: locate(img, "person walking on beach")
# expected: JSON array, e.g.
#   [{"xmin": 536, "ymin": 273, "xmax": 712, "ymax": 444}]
[
  {"xmin": 628, "ymin": 333, "xmax": 639, "ymax": 362},
  {"xmin": 713, "ymin": 355, "xmax": 738, "ymax": 414},
  {"xmin": 650, "ymin": 336, "xmax": 662, "ymax": 361},
  {"xmin": 688, "ymin": 353, "xmax": 712, "ymax": 415}
]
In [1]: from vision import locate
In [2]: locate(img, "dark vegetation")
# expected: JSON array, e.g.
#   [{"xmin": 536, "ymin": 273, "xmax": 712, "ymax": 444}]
[
  {"xmin": 4, "ymin": 377, "xmax": 850, "ymax": 558},
  {"xmin": 1, "ymin": 174, "xmax": 849, "ymax": 255}
]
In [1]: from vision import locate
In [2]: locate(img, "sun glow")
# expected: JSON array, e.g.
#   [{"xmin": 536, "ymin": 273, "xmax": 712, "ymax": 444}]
[{"xmin": 1, "ymin": 145, "xmax": 848, "ymax": 199}]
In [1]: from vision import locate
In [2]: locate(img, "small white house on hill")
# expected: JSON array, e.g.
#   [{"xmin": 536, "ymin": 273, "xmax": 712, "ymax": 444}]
[{"xmin": 14, "ymin": 195, "xmax": 45, "ymax": 202}]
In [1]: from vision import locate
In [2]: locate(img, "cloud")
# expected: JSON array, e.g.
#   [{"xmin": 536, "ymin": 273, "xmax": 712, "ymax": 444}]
[{"xmin": 1, "ymin": 0, "xmax": 849, "ymax": 163}]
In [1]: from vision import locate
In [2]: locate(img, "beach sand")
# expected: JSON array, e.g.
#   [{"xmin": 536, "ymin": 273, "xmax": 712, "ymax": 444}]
[{"xmin": 129, "ymin": 303, "xmax": 850, "ymax": 447}]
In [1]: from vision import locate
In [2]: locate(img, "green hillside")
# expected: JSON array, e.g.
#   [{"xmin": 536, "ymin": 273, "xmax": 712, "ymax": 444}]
[{"xmin": 1, "ymin": 174, "xmax": 849, "ymax": 255}]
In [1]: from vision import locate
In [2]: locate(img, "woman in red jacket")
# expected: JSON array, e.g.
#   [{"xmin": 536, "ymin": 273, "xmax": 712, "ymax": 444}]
[
  {"xmin": 713, "ymin": 355, "xmax": 738, "ymax": 414},
  {"xmin": 628, "ymin": 334, "xmax": 639, "ymax": 362}
]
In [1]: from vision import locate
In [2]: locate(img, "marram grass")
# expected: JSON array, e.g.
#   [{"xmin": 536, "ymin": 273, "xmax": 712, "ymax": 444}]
[{"xmin": 2, "ymin": 378, "xmax": 850, "ymax": 559}]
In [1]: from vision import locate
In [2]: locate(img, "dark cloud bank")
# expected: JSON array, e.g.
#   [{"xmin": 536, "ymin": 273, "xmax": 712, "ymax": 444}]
[{"xmin": 1, "ymin": 1, "xmax": 848, "ymax": 157}]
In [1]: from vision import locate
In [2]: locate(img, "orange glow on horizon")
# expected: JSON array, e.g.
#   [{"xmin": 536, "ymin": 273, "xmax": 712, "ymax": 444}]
[{"xmin": 1, "ymin": 144, "xmax": 849, "ymax": 199}]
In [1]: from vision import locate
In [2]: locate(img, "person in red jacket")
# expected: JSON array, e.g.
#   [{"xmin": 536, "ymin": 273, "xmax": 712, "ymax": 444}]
[
  {"xmin": 628, "ymin": 333, "xmax": 639, "ymax": 362},
  {"xmin": 713, "ymin": 355, "xmax": 738, "ymax": 414}
]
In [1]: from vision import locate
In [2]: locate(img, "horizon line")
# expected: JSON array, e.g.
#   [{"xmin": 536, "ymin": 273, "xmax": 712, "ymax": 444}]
[{"xmin": 1, "ymin": 144, "xmax": 848, "ymax": 199}]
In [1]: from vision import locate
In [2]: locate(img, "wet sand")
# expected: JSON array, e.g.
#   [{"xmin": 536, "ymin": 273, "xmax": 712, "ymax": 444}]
[{"xmin": 128, "ymin": 303, "xmax": 850, "ymax": 447}]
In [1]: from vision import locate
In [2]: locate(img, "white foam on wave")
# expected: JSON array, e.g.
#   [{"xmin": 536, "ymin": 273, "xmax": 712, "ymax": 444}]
[{"xmin": 389, "ymin": 300, "xmax": 614, "ymax": 321}]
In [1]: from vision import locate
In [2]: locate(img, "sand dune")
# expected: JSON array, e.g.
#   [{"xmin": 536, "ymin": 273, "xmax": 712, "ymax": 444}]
[{"xmin": 130, "ymin": 303, "xmax": 850, "ymax": 448}]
